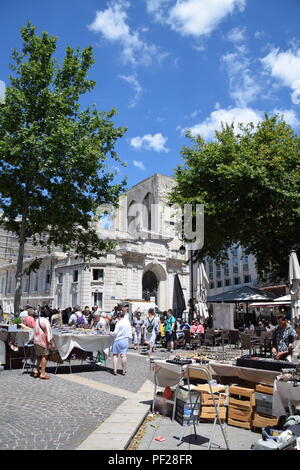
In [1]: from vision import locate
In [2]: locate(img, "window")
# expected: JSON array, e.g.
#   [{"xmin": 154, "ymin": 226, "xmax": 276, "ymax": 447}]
[
  {"xmin": 7, "ymin": 274, "xmax": 12, "ymax": 293},
  {"xmin": 127, "ymin": 200, "xmax": 140, "ymax": 233},
  {"xmin": 57, "ymin": 292, "xmax": 62, "ymax": 309},
  {"xmin": 58, "ymin": 272, "xmax": 63, "ymax": 284},
  {"xmin": 73, "ymin": 270, "xmax": 78, "ymax": 282},
  {"xmin": 233, "ymin": 256, "xmax": 239, "ymax": 274},
  {"xmin": 93, "ymin": 292, "xmax": 103, "ymax": 308},
  {"xmin": 72, "ymin": 292, "xmax": 78, "ymax": 307},
  {"xmin": 208, "ymin": 263, "xmax": 214, "ymax": 280},
  {"xmin": 93, "ymin": 269, "xmax": 104, "ymax": 281},
  {"xmin": 244, "ymin": 275, "xmax": 251, "ymax": 284},
  {"xmin": 143, "ymin": 193, "xmax": 155, "ymax": 231},
  {"xmin": 216, "ymin": 264, "xmax": 221, "ymax": 279},
  {"xmin": 225, "ymin": 279, "xmax": 231, "ymax": 287},
  {"xmin": 209, "ymin": 282, "xmax": 215, "ymax": 289},
  {"xmin": 217, "ymin": 281, "xmax": 222, "ymax": 288},
  {"xmin": 33, "ymin": 272, "xmax": 39, "ymax": 292},
  {"xmin": 23, "ymin": 275, "xmax": 29, "ymax": 292},
  {"xmin": 45, "ymin": 269, "xmax": 51, "ymax": 291},
  {"xmin": 234, "ymin": 277, "xmax": 240, "ymax": 285},
  {"xmin": 223, "ymin": 260, "xmax": 230, "ymax": 277}
]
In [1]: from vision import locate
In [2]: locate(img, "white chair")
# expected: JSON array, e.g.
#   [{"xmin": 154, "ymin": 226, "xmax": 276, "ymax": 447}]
[{"xmin": 177, "ymin": 365, "xmax": 229, "ymax": 450}]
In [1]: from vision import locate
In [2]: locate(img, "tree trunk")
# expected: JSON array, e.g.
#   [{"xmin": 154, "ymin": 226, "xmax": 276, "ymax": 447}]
[{"xmin": 14, "ymin": 215, "xmax": 27, "ymax": 315}]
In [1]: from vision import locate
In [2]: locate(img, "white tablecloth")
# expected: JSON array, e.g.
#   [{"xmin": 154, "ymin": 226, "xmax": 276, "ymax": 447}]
[
  {"xmin": 272, "ymin": 379, "xmax": 300, "ymax": 417},
  {"xmin": 150, "ymin": 360, "xmax": 279, "ymax": 388},
  {"xmin": 150, "ymin": 360, "xmax": 187, "ymax": 387},
  {"xmin": 208, "ymin": 361, "xmax": 278, "ymax": 385},
  {"xmin": 52, "ymin": 332, "xmax": 113, "ymax": 360}
]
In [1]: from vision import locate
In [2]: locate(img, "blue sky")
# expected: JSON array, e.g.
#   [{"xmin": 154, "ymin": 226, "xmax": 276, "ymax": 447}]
[{"xmin": 1, "ymin": 0, "xmax": 300, "ymax": 189}]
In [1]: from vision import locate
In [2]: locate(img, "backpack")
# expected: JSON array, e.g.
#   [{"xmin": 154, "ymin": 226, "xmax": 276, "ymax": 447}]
[
  {"xmin": 75, "ymin": 312, "xmax": 85, "ymax": 326},
  {"xmin": 146, "ymin": 317, "xmax": 155, "ymax": 333}
]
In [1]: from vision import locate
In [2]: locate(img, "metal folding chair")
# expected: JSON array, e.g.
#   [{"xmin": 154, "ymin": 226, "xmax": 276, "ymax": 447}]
[
  {"xmin": 21, "ymin": 343, "xmax": 36, "ymax": 374},
  {"xmin": 177, "ymin": 365, "xmax": 230, "ymax": 450}
]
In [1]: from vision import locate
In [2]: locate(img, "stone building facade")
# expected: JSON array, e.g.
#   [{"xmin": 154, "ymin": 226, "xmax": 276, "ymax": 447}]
[{"xmin": 0, "ymin": 174, "xmax": 190, "ymax": 313}]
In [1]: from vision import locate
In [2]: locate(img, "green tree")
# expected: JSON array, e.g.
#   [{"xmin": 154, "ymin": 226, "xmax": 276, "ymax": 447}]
[
  {"xmin": 170, "ymin": 115, "xmax": 300, "ymax": 282},
  {"xmin": 0, "ymin": 23, "xmax": 127, "ymax": 313}
]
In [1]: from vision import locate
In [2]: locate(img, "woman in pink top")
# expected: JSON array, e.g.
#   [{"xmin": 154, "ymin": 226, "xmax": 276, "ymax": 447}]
[
  {"xmin": 190, "ymin": 322, "xmax": 204, "ymax": 336},
  {"xmin": 33, "ymin": 312, "xmax": 53, "ymax": 380},
  {"xmin": 23, "ymin": 308, "xmax": 36, "ymax": 328}
]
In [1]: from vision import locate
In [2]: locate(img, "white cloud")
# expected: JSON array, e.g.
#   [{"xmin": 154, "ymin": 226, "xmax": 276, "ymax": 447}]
[
  {"xmin": 133, "ymin": 160, "xmax": 146, "ymax": 170},
  {"xmin": 182, "ymin": 106, "xmax": 263, "ymax": 140},
  {"xmin": 291, "ymin": 80, "xmax": 300, "ymax": 105},
  {"xmin": 166, "ymin": 0, "xmax": 246, "ymax": 38},
  {"xmin": 0, "ymin": 80, "xmax": 5, "ymax": 104},
  {"xmin": 130, "ymin": 133, "xmax": 170, "ymax": 152},
  {"xmin": 181, "ymin": 105, "xmax": 299, "ymax": 141},
  {"xmin": 227, "ymin": 26, "xmax": 246, "ymax": 43},
  {"xmin": 118, "ymin": 74, "xmax": 142, "ymax": 107},
  {"xmin": 261, "ymin": 47, "xmax": 300, "ymax": 104},
  {"xmin": 146, "ymin": 0, "xmax": 172, "ymax": 21},
  {"xmin": 88, "ymin": 1, "xmax": 159, "ymax": 66},
  {"xmin": 272, "ymin": 108, "xmax": 299, "ymax": 127},
  {"xmin": 221, "ymin": 46, "xmax": 261, "ymax": 107},
  {"xmin": 254, "ymin": 30, "xmax": 265, "ymax": 40}
]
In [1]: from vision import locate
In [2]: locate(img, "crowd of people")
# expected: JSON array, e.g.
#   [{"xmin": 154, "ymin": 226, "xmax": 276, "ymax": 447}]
[{"xmin": 3, "ymin": 302, "xmax": 300, "ymax": 379}]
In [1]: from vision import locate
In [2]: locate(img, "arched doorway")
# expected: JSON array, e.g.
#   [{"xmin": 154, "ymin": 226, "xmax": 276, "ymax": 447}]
[
  {"xmin": 142, "ymin": 263, "xmax": 167, "ymax": 310},
  {"xmin": 142, "ymin": 270, "xmax": 158, "ymax": 303}
]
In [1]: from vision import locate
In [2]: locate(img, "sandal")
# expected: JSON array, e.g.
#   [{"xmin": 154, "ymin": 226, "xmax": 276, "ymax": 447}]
[
  {"xmin": 33, "ymin": 370, "xmax": 40, "ymax": 378},
  {"xmin": 39, "ymin": 375, "xmax": 50, "ymax": 380},
  {"xmin": 122, "ymin": 371, "xmax": 126, "ymax": 376},
  {"xmin": 113, "ymin": 371, "xmax": 117, "ymax": 376}
]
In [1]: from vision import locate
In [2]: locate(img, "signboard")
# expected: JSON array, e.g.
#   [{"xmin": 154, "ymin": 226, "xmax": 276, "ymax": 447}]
[{"xmin": 213, "ymin": 303, "xmax": 234, "ymax": 330}]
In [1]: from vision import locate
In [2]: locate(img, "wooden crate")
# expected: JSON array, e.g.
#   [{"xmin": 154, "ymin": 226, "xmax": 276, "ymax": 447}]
[
  {"xmin": 227, "ymin": 417, "xmax": 252, "ymax": 430},
  {"xmin": 252, "ymin": 412, "xmax": 279, "ymax": 430},
  {"xmin": 255, "ymin": 384, "xmax": 273, "ymax": 395},
  {"xmin": 201, "ymin": 392, "xmax": 226, "ymax": 406},
  {"xmin": 229, "ymin": 385, "xmax": 255, "ymax": 409},
  {"xmin": 200, "ymin": 406, "xmax": 227, "ymax": 421},
  {"xmin": 228, "ymin": 406, "xmax": 253, "ymax": 430}
]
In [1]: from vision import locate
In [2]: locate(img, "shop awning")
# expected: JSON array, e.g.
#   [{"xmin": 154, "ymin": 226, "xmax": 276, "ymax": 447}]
[{"xmin": 207, "ymin": 285, "xmax": 276, "ymax": 303}]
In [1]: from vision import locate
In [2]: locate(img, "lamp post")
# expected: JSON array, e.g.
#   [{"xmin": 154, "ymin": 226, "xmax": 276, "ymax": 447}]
[
  {"xmin": 189, "ymin": 248, "xmax": 194, "ymax": 324},
  {"xmin": 178, "ymin": 242, "xmax": 194, "ymax": 324}
]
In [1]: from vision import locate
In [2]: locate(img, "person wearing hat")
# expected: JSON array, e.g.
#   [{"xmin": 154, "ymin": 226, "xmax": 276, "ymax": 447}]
[
  {"xmin": 132, "ymin": 309, "xmax": 144, "ymax": 351},
  {"xmin": 110, "ymin": 310, "xmax": 132, "ymax": 375},
  {"xmin": 99, "ymin": 312, "xmax": 110, "ymax": 334}
]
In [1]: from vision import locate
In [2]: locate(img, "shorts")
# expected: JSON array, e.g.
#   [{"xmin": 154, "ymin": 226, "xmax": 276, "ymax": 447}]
[
  {"xmin": 111, "ymin": 338, "xmax": 129, "ymax": 355},
  {"xmin": 34, "ymin": 344, "xmax": 49, "ymax": 357},
  {"xmin": 145, "ymin": 331, "xmax": 157, "ymax": 347},
  {"xmin": 166, "ymin": 331, "xmax": 176, "ymax": 343}
]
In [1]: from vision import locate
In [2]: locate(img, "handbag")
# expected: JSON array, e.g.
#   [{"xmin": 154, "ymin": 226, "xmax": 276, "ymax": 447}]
[{"xmin": 38, "ymin": 318, "xmax": 56, "ymax": 351}]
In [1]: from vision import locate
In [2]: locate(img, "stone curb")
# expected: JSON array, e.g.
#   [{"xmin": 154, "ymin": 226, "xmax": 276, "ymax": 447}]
[{"xmin": 77, "ymin": 379, "xmax": 154, "ymax": 450}]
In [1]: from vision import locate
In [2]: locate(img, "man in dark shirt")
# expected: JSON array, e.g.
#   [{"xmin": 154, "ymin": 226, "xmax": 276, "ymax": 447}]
[{"xmin": 271, "ymin": 315, "xmax": 297, "ymax": 360}]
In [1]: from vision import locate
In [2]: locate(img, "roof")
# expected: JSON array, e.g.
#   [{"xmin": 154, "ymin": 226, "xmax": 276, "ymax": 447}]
[{"xmin": 207, "ymin": 285, "xmax": 277, "ymax": 303}]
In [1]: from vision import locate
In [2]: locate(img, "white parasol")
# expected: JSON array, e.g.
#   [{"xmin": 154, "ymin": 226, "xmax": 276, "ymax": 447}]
[
  {"xmin": 196, "ymin": 262, "xmax": 209, "ymax": 319},
  {"xmin": 289, "ymin": 250, "xmax": 300, "ymax": 321}
]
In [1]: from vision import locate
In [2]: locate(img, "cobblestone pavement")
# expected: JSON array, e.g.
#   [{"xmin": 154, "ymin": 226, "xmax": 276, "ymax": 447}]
[
  {"xmin": 0, "ymin": 357, "xmax": 148, "ymax": 450},
  {"xmin": 67, "ymin": 352, "xmax": 152, "ymax": 393}
]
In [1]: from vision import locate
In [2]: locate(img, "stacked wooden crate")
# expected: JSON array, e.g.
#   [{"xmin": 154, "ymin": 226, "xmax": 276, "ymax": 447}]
[
  {"xmin": 199, "ymin": 391, "xmax": 227, "ymax": 422},
  {"xmin": 252, "ymin": 383, "xmax": 279, "ymax": 430},
  {"xmin": 228, "ymin": 385, "xmax": 255, "ymax": 430}
]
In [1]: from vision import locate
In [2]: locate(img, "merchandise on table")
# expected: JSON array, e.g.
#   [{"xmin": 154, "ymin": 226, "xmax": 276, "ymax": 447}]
[{"xmin": 236, "ymin": 356, "xmax": 298, "ymax": 372}]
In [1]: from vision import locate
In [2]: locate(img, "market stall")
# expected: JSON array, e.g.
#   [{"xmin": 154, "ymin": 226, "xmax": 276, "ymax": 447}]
[
  {"xmin": 52, "ymin": 328, "xmax": 113, "ymax": 361},
  {"xmin": 273, "ymin": 378, "xmax": 300, "ymax": 417}
]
